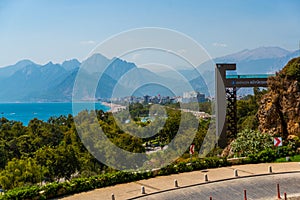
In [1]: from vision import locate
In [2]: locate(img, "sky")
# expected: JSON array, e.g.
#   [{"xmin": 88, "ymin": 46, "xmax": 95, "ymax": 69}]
[{"xmin": 0, "ymin": 0, "xmax": 299, "ymax": 67}]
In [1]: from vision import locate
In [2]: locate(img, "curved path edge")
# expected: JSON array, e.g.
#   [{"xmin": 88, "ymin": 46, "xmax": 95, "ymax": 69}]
[
  {"xmin": 59, "ymin": 162, "xmax": 300, "ymax": 200},
  {"xmin": 129, "ymin": 171, "xmax": 300, "ymax": 200}
]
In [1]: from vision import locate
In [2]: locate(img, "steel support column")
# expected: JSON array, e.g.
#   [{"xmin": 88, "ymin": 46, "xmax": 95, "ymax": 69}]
[{"xmin": 226, "ymin": 87, "xmax": 237, "ymax": 139}]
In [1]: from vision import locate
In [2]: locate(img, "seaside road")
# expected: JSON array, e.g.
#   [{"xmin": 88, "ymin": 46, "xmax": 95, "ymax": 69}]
[
  {"xmin": 134, "ymin": 173, "xmax": 300, "ymax": 200},
  {"xmin": 58, "ymin": 162, "xmax": 300, "ymax": 200}
]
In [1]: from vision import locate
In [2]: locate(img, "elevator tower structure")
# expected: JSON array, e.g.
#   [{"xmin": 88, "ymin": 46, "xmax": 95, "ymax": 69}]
[{"xmin": 215, "ymin": 63, "xmax": 274, "ymax": 147}]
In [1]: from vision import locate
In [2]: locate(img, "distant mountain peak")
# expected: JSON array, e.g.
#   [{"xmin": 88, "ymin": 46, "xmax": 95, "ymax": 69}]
[
  {"xmin": 0, "ymin": 59, "xmax": 37, "ymax": 79},
  {"xmin": 87, "ymin": 53, "xmax": 110, "ymax": 62},
  {"xmin": 0, "ymin": 47, "xmax": 298, "ymax": 102},
  {"xmin": 62, "ymin": 58, "xmax": 80, "ymax": 65},
  {"xmin": 62, "ymin": 59, "xmax": 80, "ymax": 71},
  {"xmin": 14, "ymin": 59, "xmax": 35, "ymax": 66},
  {"xmin": 80, "ymin": 53, "xmax": 110, "ymax": 73},
  {"xmin": 217, "ymin": 46, "xmax": 291, "ymax": 62},
  {"xmin": 44, "ymin": 61, "xmax": 54, "ymax": 66}
]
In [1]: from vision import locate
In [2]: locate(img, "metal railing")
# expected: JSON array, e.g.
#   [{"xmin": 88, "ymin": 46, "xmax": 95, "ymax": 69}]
[{"xmin": 226, "ymin": 74, "xmax": 275, "ymax": 79}]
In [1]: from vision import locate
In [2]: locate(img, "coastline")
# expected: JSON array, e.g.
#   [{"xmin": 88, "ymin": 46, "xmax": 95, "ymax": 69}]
[
  {"xmin": 101, "ymin": 102, "xmax": 126, "ymax": 113},
  {"xmin": 0, "ymin": 102, "xmax": 108, "ymax": 126}
]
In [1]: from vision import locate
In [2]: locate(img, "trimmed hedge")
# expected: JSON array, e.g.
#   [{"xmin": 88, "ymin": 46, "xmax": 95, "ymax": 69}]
[
  {"xmin": 0, "ymin": 158, "xmax": 229, "ymax": 200},
  {"xmin": 0, "ymin": 171, "xmax": 154, "ymax": 200},
  {"xmin": 245, "ymin": 146, "xmax": 296, "ymax": 164},
  {"xmin": 0, "ymin": 148, "xmax": 296, "ymax": 200},
  {"xmin": 157, "ymin": 157, "xmax": 229, "ymax": 176}
]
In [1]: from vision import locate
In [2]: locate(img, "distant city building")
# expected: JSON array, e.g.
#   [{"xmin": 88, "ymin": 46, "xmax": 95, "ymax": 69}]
[
  {"xmin": 182, "ymin": 91, "xmax": 206, "ymax": 103},
  {"xmin": 143, "ymin": 95, "xmax": 173, "ymax": 104},
  {"xmin": 169, "ymin": 98, "xmax": 177, "ymax": 104},
  {"xmin": 159, "ymin": 96, "xmax": 170, "ymax": 104},
  {"xmin": 143, "ymin": 95, "xmax": 150, "ymax": 104},
  {"xmin": 176, "ymin": 96, "xmax": 183, "ymax": 103},
  {"xmin": 109, "ymin": 92, "xmax": 206, "ymax": 106}
]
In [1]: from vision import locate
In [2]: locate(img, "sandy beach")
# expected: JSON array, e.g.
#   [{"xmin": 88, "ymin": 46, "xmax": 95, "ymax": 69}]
[{"xmin": 101, "ymin": 102, "xmax": 126, "ymax": 113}]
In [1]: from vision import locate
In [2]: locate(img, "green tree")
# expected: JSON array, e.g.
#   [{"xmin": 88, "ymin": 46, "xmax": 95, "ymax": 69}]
[
  {"xmin": 236, "ymin": 88, "xmax": 267, "ymax": 131},
  {"xmin": 231, "ymin": 129, "xmax": 272, "ymax": 157},
  {"xmin": 34, "ymin": 144, "xmax": 80, "ymax": 181},
  {"xmin": 0, "ymin": 158, "xmax": 46, "ymax": 190}
]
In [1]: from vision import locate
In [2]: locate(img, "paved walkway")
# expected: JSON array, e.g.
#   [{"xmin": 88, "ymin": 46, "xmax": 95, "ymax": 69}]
[{"xmin": 59, "ymin": 162, "xmax": 300, "ymax": 200}]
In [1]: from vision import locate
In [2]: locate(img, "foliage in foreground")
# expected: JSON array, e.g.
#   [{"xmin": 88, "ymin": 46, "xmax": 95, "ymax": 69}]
[
  {"xmin": 0, "ymin": 148, "xmax": 298, "ymax": 200},
  {"xmin": 0, "ymin": 111, "xmax": 145, "ymax": 190},
  {"xmin": 231, "ymin": 128, "xmax": 298, "ymax": 159},
  {"xmin": 0, "ymin": 157, "xmax": 228, "ymax": 200},
  {"xmin": 275, "ymin": 154, "xmax": 300, "ymax": 162},
  {"xmin": 0, "ymin": 105, "xmax": 212, "ymax": 190},
  {"xmin": 231, "ymin": 129, "xmax": 273, "ymax": 157}
]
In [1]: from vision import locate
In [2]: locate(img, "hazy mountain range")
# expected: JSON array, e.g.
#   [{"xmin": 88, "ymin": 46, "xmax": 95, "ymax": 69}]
[{"xmin": 0, "ymin": 46, "xmax": 299, "ymax": 102}]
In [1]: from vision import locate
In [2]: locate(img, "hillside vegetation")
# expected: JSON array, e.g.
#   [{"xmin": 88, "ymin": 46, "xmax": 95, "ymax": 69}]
[
  {"xmin": 0, "ymin": 106, "xmax": 213, "ymax": 190},
  {"xmin": 0, "ymin": 57, "xmax": 300, "ymax": 198},
  {"xmin": 223, "ymin": 57, "xmax": 300, "ymax": 156}
]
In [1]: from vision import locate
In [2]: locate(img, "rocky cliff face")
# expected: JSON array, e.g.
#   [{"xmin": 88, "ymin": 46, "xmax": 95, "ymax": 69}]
[{"xmin": 258, "ymin": 57, "xmax": 300, "ymax": 139}]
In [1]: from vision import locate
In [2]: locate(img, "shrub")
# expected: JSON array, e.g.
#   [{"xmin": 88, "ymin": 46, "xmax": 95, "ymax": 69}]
[
  {"xmin": 0, "ymin": 150, "xmax": 296, "ymax": 200},
  {"xmin": 284, "ymin": 57, "xmax": 300, "ymax": 81},
  {"xmin": 231, "ymin": 129, "xmax": 273, "ymax": 157}
]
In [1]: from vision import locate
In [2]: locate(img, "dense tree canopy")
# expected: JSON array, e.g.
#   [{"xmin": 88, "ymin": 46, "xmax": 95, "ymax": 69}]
[
  {"xmin": 237, "ymin": 88, "xmax": 267, "ymax": 131},
  {"xmin": 0, "ymin": 113, "xmax": 115, "ymax": 189},
  {"xmin": 0, "ymin": 105, "xmax": 213, "ymax": 190}
]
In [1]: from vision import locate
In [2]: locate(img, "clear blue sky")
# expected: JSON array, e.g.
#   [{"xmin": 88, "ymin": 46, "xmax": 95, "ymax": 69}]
[{"xmin": 0, "ymin": 0, "xmax": 299, "ymax": 67}]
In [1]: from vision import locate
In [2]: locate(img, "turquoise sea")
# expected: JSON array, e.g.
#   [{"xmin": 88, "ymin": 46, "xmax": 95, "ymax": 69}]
[{"xmin": 0, "ymin": 102, "xmax": 109, "ymax": 126}]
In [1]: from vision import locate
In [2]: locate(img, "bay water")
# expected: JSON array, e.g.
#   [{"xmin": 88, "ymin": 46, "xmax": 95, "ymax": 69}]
[{"xmin": 0, "ymin": 102, "xmax": 109, "ymax": 126}]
